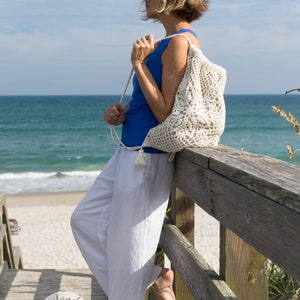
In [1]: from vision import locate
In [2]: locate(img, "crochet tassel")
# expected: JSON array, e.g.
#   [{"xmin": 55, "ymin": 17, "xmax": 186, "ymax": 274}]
[
  {"xmin": 168, "ymin": 152, "xmax": 176, "ymax": 162},
  {"xmin": 135, "ymin": 149, "xmax": 147, "ymax": 167}
]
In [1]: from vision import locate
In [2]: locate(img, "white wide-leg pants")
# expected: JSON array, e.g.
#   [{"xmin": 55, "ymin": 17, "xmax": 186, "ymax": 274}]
[{"xmin": 71, "ymin": 148, "xmax": 174, "ymax": 299}]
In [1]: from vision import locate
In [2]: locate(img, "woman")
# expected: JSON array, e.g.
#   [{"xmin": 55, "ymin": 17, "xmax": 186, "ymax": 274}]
[{"xmin": 71, "ymin": 0, "xmax": 209, "ymax": 299}]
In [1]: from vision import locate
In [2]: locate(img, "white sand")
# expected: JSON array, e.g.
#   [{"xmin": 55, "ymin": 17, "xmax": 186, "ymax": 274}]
[{"xmin": 5, "ymin": 192, "xmax": 219, "ymax": 273}]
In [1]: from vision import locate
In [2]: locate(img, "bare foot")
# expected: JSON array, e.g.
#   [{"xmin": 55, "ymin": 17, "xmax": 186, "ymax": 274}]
[{"xmin": 151, "ymin": 268, "xmax": 176, "ymax": 300}]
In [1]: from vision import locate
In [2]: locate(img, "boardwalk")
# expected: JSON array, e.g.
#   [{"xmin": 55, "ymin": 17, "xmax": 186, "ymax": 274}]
[{"xmin": 0, "ymin": 266, "xmax": 107, "ymax": 300}]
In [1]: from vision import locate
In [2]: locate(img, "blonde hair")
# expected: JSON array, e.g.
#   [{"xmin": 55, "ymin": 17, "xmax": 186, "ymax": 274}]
[{"xmin": 144, "ymin": 0, "xmax": 209, "ymax": 22}]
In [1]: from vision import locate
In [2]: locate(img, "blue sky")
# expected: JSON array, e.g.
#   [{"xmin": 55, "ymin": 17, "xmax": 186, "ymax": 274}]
[{"xmin": 0, "ymin": 0, "xmax": 299, "ymax": 95}]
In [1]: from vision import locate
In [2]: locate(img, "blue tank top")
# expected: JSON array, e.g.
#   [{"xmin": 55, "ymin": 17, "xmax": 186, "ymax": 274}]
[{"xmin": 121, "ymin": 28, "xmax": 197, "ymax": 153}]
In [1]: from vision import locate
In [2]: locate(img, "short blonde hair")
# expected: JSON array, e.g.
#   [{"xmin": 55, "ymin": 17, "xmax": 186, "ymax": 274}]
[{"xmin": 144, "ymin": 0, "xmax": 209, "ymax": 22}]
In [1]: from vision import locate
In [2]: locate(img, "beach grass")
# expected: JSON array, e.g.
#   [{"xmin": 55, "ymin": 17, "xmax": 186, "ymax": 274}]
[
  {"xmin": 269, "ymin": 262, "xmax": 300, "ymax": 300},
  {"xmin": 272, "ymin": 106, "xmax": 300, "ymax": 160}
]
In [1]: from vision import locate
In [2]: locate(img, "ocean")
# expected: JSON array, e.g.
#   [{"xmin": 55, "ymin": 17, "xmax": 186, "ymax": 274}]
[{"xmin": 1, "ymin": 94, "xmax": 299, "ymax": 194}]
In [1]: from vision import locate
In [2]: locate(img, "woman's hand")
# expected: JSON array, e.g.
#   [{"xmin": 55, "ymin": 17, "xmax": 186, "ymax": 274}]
[
  {"xmin": 103, "ymin": 102, "xmax": 126, "ymax": 126},
  {"xmin": 131, "ymin": 34, "xmax": 155, "ymax": 67}
]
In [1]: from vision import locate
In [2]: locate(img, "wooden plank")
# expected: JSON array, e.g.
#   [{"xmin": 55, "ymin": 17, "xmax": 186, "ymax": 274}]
[
  {"xmin": 0, "ymin": 222, "xmax": 5, "ymax": 241},
  {"xmin": 12, "ymin": 247, "xmax": 23, "ymax": 269},
  {"xmin": 220, "ymin": 228, "xmax": 269, "ymax": 300},
  {"xmin": 160, "ymin": 218, "xmax": 237, "ymax": 300},
  {"xmin": 174, "ymin": 151, "xmax": 300, "ymax": 280},
  {"xmin": 0, "ymin": 261, "xmax": 9, "ymax": 282},
  {"xmin": 0, "ymin": 225, "xmax": 5, "ymax": 265},
  {"xmin": 0, "ymin": 194, "xmax": 3, "ymax": 267},
  {"xmin": 1, "ymin": 194, "xmax": 17, "ymax": 269},
  {"xmin": 0, "ymin": 268, "xmax": 107, "ymax": 300},
  {"xmin": 169, "ymin": 188, "xmax": 195, "ymax": 300},
  {"xmin": 178, "ymin": 147, "xmax": 300, "ymax": 212},
  {"xmin": 209, "ymin": 172, "xmax": 300, "ymax": 281},
  {"xmin": 0, "ymin": 193, "xmax": 5, "ymax": 208},
  {"xmin": 174, "ymin": 159, "xmax": 212, "ymax": 214},
  {"xmin": 170, "ymin": 188, "xmax": 195, "ymax": 244},
  {"xmin": 209, "ymin": 156, "xmax": 300, "ymax": 213},
  {"xmin": 2, "ymin": 225, "xmax": 14, "ymax": 269}
]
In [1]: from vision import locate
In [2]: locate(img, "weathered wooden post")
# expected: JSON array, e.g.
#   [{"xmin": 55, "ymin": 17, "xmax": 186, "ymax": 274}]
[
  {"xmin": 169, "ymin": 187, "xmax": 195, "ymax": 300},
  {"xmin": 220, "ymin": 226, "xmax": 269, "ymax": 300}
]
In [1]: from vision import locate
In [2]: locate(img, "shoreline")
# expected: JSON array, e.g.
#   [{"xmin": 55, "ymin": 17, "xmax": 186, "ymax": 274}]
[
  {"xmin": 4, "ymin": 191, "xmax": 219, "ymax": 272},
  {"xmin": 6, "ymin": 191, "xmax": 87, "ymax": 207}
]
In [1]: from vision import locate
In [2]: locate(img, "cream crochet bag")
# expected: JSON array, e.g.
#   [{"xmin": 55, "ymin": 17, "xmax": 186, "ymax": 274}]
[{"xmin": 111, "ymin": 34, "xmax": 227, "ymax": 167}]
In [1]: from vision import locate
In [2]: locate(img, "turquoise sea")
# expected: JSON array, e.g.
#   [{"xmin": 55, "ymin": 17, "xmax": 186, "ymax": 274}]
[{"xmin": 0, "ymin": 94, "xmax": 299, "ymax": 194}]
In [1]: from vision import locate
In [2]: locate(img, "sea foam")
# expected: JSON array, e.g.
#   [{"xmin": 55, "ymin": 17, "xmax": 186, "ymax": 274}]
[{"xmin": 0, "ymin": 170, "xmax": 100, "ymax": 194}]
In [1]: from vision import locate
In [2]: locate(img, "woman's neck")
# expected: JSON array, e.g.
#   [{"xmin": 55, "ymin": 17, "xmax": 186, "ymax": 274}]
[{"xmin": 160, "ymin": 15, "xmax": 192, "ymax": 36}]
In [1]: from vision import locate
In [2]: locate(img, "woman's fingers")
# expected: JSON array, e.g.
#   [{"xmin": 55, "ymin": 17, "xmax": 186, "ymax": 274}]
[
  {"xmin": 131, "ymin": 34, "xmax": 155, "ymax": 65},
  {"xmin": 103, "ymin": 103, "xmax": 126, "ymax": 125}
]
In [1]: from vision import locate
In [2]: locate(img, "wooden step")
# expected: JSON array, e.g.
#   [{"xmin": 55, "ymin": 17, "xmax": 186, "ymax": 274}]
[{"xmin": 0, "ymin": 266, "xmax": 108, "ymax": 300}]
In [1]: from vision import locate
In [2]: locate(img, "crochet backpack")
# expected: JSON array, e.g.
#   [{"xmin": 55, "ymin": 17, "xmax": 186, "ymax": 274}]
[{"xmin": 111, "ymin": 34, "xmax": 227, "ymax": 167}]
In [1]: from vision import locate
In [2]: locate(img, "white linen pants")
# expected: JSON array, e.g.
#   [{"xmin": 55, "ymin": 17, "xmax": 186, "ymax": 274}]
[{"xmin": 71, "ymin": 148, "xmax": 174, "ymax": 299}]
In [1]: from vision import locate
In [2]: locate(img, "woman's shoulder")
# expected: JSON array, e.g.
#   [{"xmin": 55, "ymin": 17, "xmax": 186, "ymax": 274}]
[
  {"xmin": 163, "ymin": 34, "xmax": 200, "ymax": 60},
  {"xmin": 170, "ymin": 32, "xmax": 201, "ymax": 49}
]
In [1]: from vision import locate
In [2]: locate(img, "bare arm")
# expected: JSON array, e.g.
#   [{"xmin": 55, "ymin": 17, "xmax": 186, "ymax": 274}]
[{"xmin": 131, "ymin": 34, "xmax": 189, "ymax": 123}]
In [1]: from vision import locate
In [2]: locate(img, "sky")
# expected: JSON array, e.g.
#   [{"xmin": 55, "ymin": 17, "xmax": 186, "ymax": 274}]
[{"xmin": 0, "ymin": 0, "xmax": 299, "ymax": 95}]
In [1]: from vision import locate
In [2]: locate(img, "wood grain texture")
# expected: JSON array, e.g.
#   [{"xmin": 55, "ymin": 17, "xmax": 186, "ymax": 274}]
[
  {"xmin": 160, "ymin": 218, "xmax": 237, "ymax": 299},
  {"xmin": 174, "ymin": 147, "xmax": 300, "ymax": 280}
]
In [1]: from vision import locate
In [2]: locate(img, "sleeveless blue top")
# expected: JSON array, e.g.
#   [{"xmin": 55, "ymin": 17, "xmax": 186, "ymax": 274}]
[{"xmin": 121, "ymin": 28, "xmax": 197, "ymax": 153}]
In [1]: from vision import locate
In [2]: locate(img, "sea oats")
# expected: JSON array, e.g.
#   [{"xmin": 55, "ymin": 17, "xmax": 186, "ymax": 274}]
[
  {"xmin": 241, "ymin": 140, "xmax": 245, "ymax": 151},
  {"xmin": 272, "ymin": 105, "xmax": 287, "ymax": 118},
  {"xmin": 287, "ymin": 144, "xmax": 294, "ymax": 160},
  {"xmin": 272, "ymin": 106, "xmax": 300, "ymax": 137},
  {"xmin": 286, "ymin": 112, "xmax": 300, "ymax": 135}
]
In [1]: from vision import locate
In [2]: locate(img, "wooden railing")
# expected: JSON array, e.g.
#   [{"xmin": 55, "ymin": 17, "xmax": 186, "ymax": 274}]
[
  {"xmin": 154, "ymin": 145, "xmax": 300, "ymax": 300},
  {"xmin": 1, "ymin": 145, "xmax": 299, "ymax": 299},
  {"xmin": 0, "ymin": 194, "xmax": 23, "ymax": 271}
]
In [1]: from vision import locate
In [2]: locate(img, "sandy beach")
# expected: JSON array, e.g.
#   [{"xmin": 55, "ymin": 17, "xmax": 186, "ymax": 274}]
[{"xmin": 5, "ymin": 192, "xmax": 219, "ymax": 272}]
